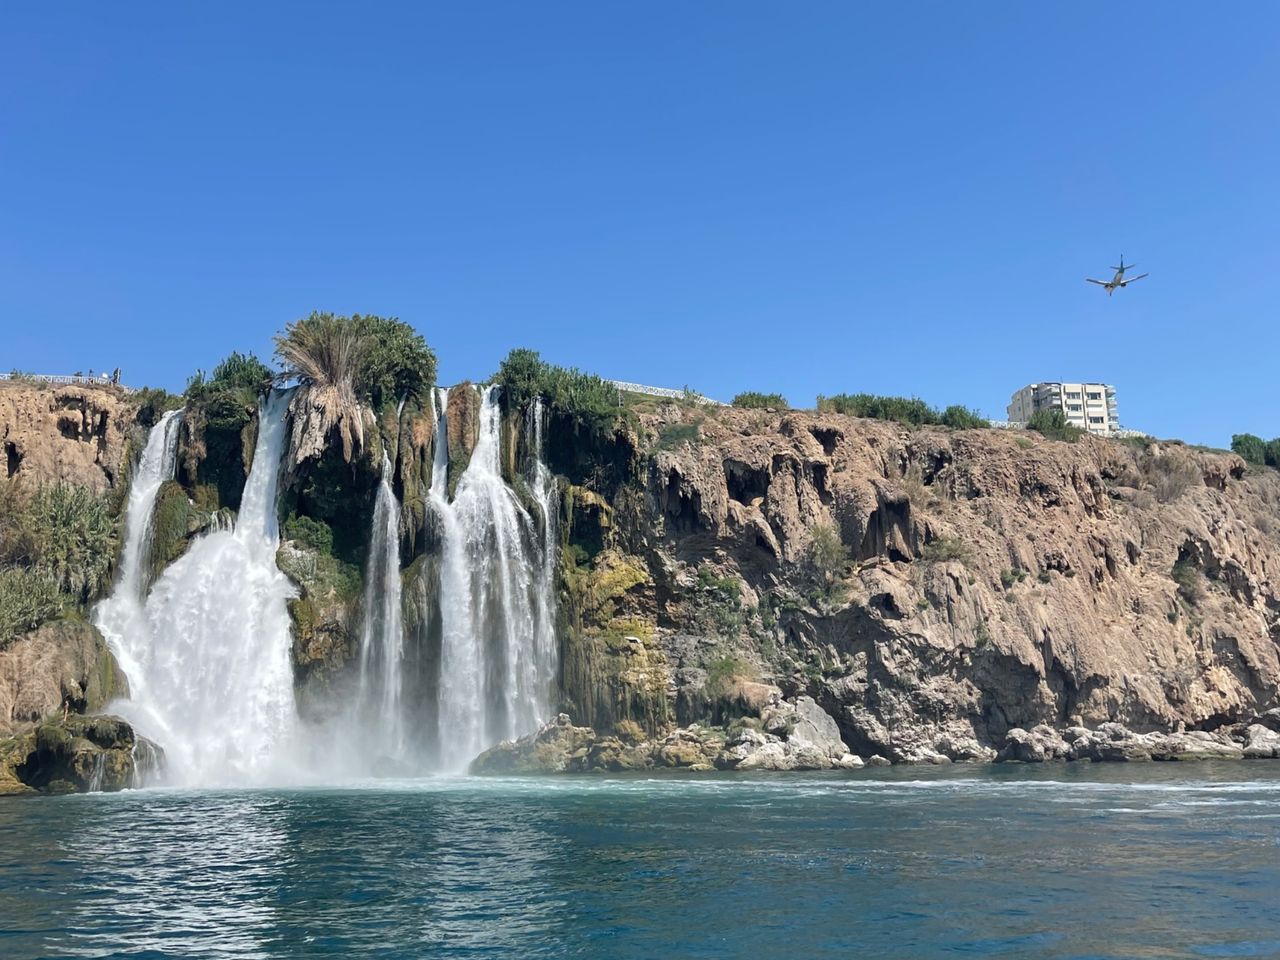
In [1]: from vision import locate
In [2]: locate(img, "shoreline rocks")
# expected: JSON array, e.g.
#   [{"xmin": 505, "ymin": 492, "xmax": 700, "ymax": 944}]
[
  {"xmin": 999, "ymin": 717, "xmax": 1280, "ymax": 763},
  {"xmin": 471, "ymin": 698, "xmax": 874, "ymax": 774},
  {"xmin": 474, "ymin": 708, "xmax": 1280, "ymax": 777},
  {"xmin": 0, "ymin": 714, "xmax": 158, "ymax": 795}
]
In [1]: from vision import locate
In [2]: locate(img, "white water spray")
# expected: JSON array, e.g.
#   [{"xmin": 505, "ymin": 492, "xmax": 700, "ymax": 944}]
[
  {"xmin": 355, "ymin": 449, "xmax": 406, "ymax": 763},
  {"xmin": 94, "ymin": 409, "xmax": 183, "ymax": 686},
  {"xmin": 431, "ymin": 385, "xmax": 558, "ymax": 770},
  {"xmin": 98, "ymin": 392, "xmax": 298, "ymax": 786}
]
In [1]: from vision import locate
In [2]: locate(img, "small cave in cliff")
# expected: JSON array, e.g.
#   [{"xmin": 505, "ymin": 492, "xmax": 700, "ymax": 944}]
[
  {"xmin": 664, "ymin": 468, "xmax": 702, "ymax": 534},
  {"xmin": 809, "ymin": 426, "xmax": 842, "ymax": 457},
  {"xmin": 57, "ymin": 415, "xmax": 82, "ymax": 441},
  {"xmin": 811, "ymin": 463, "xmax": 833, "ymax": 506},
  {"xmin": 5, "ymin": 442, "xmax": 20, "ymax": 478},
  {"xmin": 723, "ymin": 459, "xmax": 769, "ymax": 506},
  {"xmin": 857, "ymin": 500, "xmax": 913, "ymax": 563}
]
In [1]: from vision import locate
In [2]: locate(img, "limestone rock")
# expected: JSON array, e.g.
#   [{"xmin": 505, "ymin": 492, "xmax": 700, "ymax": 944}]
[
  {"xmin": 716, "ymin": 698, "xmax": 863, "ymax": 770},
  {"xmin": 1242, "ymin": 724, "xmax": 1280, "ymax": 759},
  {"xmin": 470, "ymin": 714, "xmax": 596, "ymax": 774},
  {"xmin": 445, "ymin": 384, "xmax": 482, "ymax": 489},
  {"xmin": 0, "ymin": 714, "xmax": 153, "ymax": 794},
  {"xmin": 597, "ymin": 403, "xmax": 1280, "ymax": 763},
  {"xmin": 0, "ymin": 382, "xmax": 130, "ymax": 493},
  {"xmin": 0, "ymin": 620, "xmax": 128, "ymax": 737},
  {"xmin": 999, "ymin": 725, "xmax": 1070, "ymax": 762}
]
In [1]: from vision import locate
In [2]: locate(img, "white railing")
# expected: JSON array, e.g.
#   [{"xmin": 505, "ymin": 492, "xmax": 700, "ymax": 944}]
[
  {"xmin": 608, "ymin": 380, "xmax": 725, "ymax": 406},
  {"xmin": 989, "ymin": 417, "xmax": 1148, "ymax": 439},
  {"xmin": 0, "ymin": 372, "xmax": 134, "ymax": 393}
]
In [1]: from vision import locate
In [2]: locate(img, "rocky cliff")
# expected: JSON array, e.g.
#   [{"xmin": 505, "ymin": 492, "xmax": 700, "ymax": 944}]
[
  {"xmin": 0, "ymin": 381, "xmax": 131, "ymax": 493},
  {"xmin": 3, "ymin": 374, "xmax": 1279, "ymax": 790},
  {"xmin": 545, "ymin": 401, "xmax": 1280, "ymax": 765}
]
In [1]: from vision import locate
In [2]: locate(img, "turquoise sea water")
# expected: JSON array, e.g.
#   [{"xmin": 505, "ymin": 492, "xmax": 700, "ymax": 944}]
[{"xmin": 2, "ymin": 763, "xmax": 1278, "ymax": 959}]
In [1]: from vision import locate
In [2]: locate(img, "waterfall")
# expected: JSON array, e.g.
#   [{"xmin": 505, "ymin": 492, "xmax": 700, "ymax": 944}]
[
  {"xmin": 99, "ymin": 391, "xmax": 298, "ymax": 786},
  {"xmin": 94, "ymin": 410, "xmax": 183, "ymax": 687},
  {"xmin": 355, "ymin": 450, "xmax": 406, "ymax": 765},
  {"xmin": 87, "ymin": 752, "xmax": 105, "ymax": 793},
  {"xmin": 431, "ymin": 385, "xmax": 558, "ymax": 770}
]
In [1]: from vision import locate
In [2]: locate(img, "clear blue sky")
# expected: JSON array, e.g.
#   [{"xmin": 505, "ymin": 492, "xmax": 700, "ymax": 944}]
[{"xmin": 3, "ymin": 3, "xmax": 1277, "ymax": 445}]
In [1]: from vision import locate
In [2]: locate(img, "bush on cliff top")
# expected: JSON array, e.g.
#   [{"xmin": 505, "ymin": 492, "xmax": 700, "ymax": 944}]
[
  {"xmin": 185, "ymin": 351, "xmax": 274, "ymax": 401},
  {"xmin": 1232, "ymin": 433, "xmax": 1280, "ymax": 468},
  {"xmin": 495, "ymin": 348, "xmax": 620, "ymax": 420},
  {"xmin": 732, "ymin": 391, "xmax": 788, "ymax": 410},
  {"xmin": 816, "ymin": 393, "xmax": 988, "ymax": 430},
  {"xmin": 1027, "ymin": 408, "xmax": 1083, "ymax": 443}
]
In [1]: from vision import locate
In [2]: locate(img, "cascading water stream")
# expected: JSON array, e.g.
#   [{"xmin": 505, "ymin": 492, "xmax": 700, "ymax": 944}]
[
  {"xmin": 97, "ymin": 391, "xmax": 298, "ymax": 786},
  {"xmin": 431, "ymin": 385, "xmax": 558, "ymax": 770},
  {"xmin": 94, "ymin": 409, "xmax": 183, "ymax": 686},
  {"xmin": 355, "ymin": 449, "xmax": 406, "ymax": 764}
]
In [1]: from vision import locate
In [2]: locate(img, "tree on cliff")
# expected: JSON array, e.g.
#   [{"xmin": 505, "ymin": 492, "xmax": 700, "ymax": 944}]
[{"xmin": 274, "ymin": 312, "xmax": 437, "ymax": 465}]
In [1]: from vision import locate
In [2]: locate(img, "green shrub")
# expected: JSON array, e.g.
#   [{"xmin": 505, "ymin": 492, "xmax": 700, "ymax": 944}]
[
  {"xmin": 920, "ymin": 536, "xmax": 968, "ymax": 563},
  {"xmin": 732, "ymin": 392, "xmax": 788, "ymax": 410},
  {"xmin": 0, "ymin": 569, "xmax": 63, "ymax": 645},
  {"xmin": 1037, "ymin": 570, "xmax": 1052, "ymax": 584},
  {"xmin": 816, "ymin": 393, "xmax": 987, "ymax": 430},
  {"xmin": 1000, "ymin": 569, "xmax": 1017, "ymax": 589},
  {"xmin": 817, "ymin": 393, "xmax": 938, "ymax": 426},
  {"xmin": 1267, "ymin": 439, "xmax": 1280, "ymax": 469},
  {"xmin": 24, "ymin": 485, "xmax": 116, "ymax": 603},
  {"xmin": 495, "ymin": 349, "xmax": 619, "ymax": 414},
  {"xmin": 355, "ymin": 315, "xmax": 438, "ymax": 408},
  {"xmin": 131, "ymin": 387, "xmax": 184, "ymax": 427},
  {"xmin": 940, "ymin": 405, "xmax": 988, "ymax": 430},
  {"xmin": 705, "ymin": 655, "xmax": 757, "ymax": 698},
  {"xmin": 1231, "ymin": 433, "xmax": 1267, "ymax": 465},
  {"xmin": 1172, "ymin": 559, "xmax": 1203, "ymax": 606},
  {"xmin": 284, "ymin": 515, "xmax": 335, "ymax": 555},
  {"xmin": 656, "ymin": 422, "xmax": 700, "ymax": 451},
  {"xmin": 494, "ymin": 348, "xmax": 621, "ymax": 448},
  {"xmin": 807, "ymin": 521, "xmax": 849, "ymax": 587},
  {"xmin": 1027, "ymin": 408, "xmax": 1083, "ymax": 443},
  {"xmin": 185, "ymin": 351, "xmax": 274, "ymax": 401},
  {"xmin": 974, "ymin": 621, "xmax": 992, "ymax": 648},
  {"xmin": 212, "ymin": 352, "xmax": 273, "ymax": 392}
]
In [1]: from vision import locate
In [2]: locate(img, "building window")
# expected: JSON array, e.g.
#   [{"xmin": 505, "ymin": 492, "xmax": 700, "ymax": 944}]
[
  {"xmin": 1066, "ymin": 391, "xmax": 1081, "ymax": 399},
  {"xmin": 1089, "ymin": 416, "xmax": 1104, "ymax": 424},
  {"xmin": 1086, "ymin": 392, "xmax": 1101, "ymax": 400},
  {"xmin": 1068, "ymin": 404, "xmax": 1082, "ymax": 412}
]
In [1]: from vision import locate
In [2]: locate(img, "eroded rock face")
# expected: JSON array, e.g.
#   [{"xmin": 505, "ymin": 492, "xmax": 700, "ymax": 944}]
[
  {"xmin": 471, "ymin": 703, "xmax": 864, "ymax": 774},
  {"xmin": 445, "ymin": 384, "xmax": 481, "ymax": 490},
  {"xmin": 471, "ymin": 713, "xmax": 596, "ymax": 774},
  {"xmin": 0, "ymin": 715, "xmax": 154, "ymax": 795},
  {"xmin": 0, "ymin": 383, "xmax": 130, "ymax": 493},
  {"xmin": 1000, "ymin": 722, "xmax": 1254, "ymax": 763},
  {"xmin": 558, "ymin": 403, "xmax": 1280, "ymax": 764},
  {"xmin": 0, "ymin": 621, "xmax": 128, "ymax": 738}
]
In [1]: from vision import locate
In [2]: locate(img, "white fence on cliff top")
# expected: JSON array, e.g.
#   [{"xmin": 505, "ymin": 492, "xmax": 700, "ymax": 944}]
[
  {"xmin": 608, "ymin": 380, "xmax": 726, "ymax": 406},
  {"xmin": 0, "ymin": 372, "xmax": 135, "ymax": 393}
]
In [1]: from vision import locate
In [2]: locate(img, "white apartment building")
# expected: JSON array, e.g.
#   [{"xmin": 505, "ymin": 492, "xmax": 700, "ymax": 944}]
[{"xmin": 1007, "ymin": 382, "xmax": 1119, "ymax": 436}]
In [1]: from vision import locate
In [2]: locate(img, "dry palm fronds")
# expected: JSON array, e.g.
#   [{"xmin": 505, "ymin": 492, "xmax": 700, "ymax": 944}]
[{"xmin": 275, "ymin": 314, "xmax": 371, "ymax": 465}]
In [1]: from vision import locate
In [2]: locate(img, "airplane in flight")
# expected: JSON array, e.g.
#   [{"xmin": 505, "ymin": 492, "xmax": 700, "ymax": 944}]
[{"xmin": 1086, "ymin": 257, "xmax": 1149, "ymax": 296}]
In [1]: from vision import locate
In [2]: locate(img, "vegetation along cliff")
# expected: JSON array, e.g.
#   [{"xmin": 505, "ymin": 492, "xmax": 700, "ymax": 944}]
[{"xmin": 2, "ymin": 318, "xmax": 1278, "ymax": 792}]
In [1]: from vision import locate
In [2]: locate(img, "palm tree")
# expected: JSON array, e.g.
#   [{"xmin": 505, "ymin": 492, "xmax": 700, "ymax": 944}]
[{"xmin": 275, "ymin": 313, "xmax": 370, "ymax": 464}]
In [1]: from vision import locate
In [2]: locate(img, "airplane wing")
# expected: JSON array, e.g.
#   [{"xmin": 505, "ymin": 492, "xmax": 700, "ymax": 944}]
[
  {"xmin": 1118, "ymin": 273, "xmax": 1149, "ymax": 286},
  {"xmin": 1085, "ymin": 278, "xmax": 1109, "ymax": 285}
]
